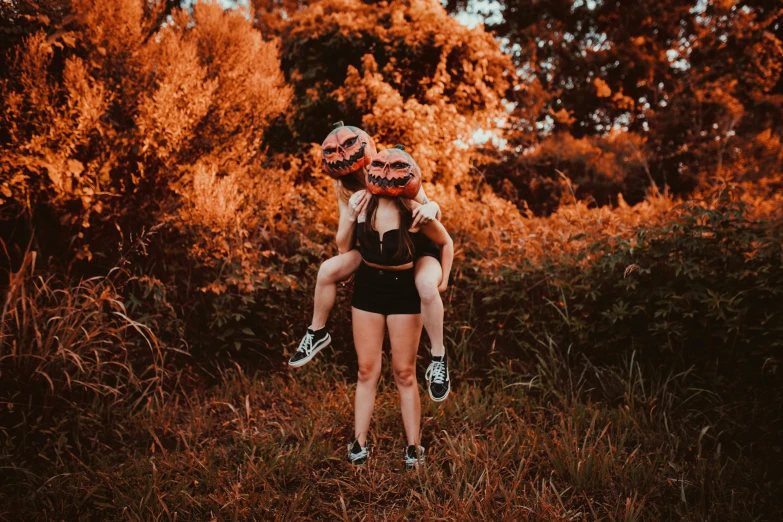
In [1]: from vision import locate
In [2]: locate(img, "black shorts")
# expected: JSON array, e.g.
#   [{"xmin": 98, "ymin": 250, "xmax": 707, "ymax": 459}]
[
  {"xmin": 352, "ymin": 262, "xmax": 421, "ymax": 316},
  {"xmin": 416, "ymin": 235, "xmax": 440, "ymax": 261}
]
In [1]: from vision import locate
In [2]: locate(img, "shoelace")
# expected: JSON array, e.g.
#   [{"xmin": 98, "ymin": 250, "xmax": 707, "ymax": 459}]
[
  {"xmin": 348, "ymin": 443, "xmax": 368, "ymax": 461},
  {"xmin": 297, "ymin": 332, "xmax": 315, "ymax": 356},
  {"xmin": 425, "ymin": 360, "xmax": 447, "ymax": 385}
]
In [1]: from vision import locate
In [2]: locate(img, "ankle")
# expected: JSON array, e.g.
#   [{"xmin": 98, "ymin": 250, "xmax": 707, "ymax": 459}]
[
  {"xmin": 430, "ymin": 346, "xmax": 445, "ymax": 357},
  {"xmin": 309, "ymin": 323, "xmax": 326, "ymax": 332}
]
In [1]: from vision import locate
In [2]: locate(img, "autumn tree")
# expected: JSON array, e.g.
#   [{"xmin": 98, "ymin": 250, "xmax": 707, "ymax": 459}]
[
  {"xmin": 448, "ymin": 0, "xmax": 782, "ymax": 211},
  {"xmin": 0, "ymin": 0, "xmax": 290, "ymax": 266},
  {"xmin": 261, "ymin": 0, "xmax": 514, "ymax": 187},
  {"xmin": 0, "ymin": 0, "xmax": 303, "ymax": 353}
]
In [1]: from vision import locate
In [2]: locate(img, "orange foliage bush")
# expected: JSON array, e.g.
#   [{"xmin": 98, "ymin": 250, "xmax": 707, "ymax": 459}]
[
  {"xmin": 428, "ymin": 172, "xmax": 783, "ymax": 281},
  {"xmin": 2, "ymin": 0, "xmax": 781, "ymax": 356},
  {"xmin": 481, "ymin": 130, "xmax": 655, "ymax": 215},
  {"xmin": 0, "ymin": 1, "xmax": 290, "ymax": 267}
]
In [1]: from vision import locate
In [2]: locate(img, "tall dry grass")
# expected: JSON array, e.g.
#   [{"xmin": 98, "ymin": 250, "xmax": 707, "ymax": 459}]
[
  {"xmin": 0, "ymin": 248, "xmax": 177, "ymax": 488},
  {"xmin": 3, "ymin": 339, "xmax": 769, "ymax": 520}
]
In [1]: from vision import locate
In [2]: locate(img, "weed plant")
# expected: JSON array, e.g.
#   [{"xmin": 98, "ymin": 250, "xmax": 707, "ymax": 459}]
[{"xmin": 2, "ymin": 188, "xmax": 782, "ymax": 520}]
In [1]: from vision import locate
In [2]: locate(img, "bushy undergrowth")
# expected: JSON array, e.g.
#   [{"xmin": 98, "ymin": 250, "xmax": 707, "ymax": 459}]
[
  {"xmin": 0, "ymin": 250, "xmax": 175, "ymax": 486},
  {"xmin": 2, "ymin": 187, "xmax": 782, "ymax": 520},
  {"xmin": 465, "ymin": 194, "xmax": 783, "ymax": 366}
]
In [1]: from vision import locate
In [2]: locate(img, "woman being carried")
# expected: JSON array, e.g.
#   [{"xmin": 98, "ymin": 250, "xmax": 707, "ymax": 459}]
[
  {"xmin": 343, "ymin": 146, "xmax": 453, "ymax": 466},
  {"xmin": 288, "ymin": 124, "xmax": 451, "ymax": 402}
]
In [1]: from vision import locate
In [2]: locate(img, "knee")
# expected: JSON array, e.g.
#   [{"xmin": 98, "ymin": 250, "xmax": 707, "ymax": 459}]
[
  {"xmin": 358, "ymin": 363, "xmax": 380, "ymax": 384},
  {"xmin": 393, "ymin": 366, "xmax": 416, "ymax": 388},
  {"xmin": 416, "ymin": 279, "xmax": 440, "ymax": 305},
  {"xmin": 317, "ymin": 258, "xmax": 340, "ymax": 284}
]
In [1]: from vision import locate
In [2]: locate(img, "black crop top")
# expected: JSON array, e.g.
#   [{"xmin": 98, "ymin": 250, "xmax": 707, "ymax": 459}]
[{"xmin": 356, "ymin": 222, "xmax": 422, "ymax": 267}]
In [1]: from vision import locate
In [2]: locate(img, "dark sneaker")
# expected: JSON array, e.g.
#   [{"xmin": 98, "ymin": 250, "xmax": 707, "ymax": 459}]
[
  {"xmin": 288, "ymin": 327, "xmax": 331, "ymax": 367},
  {"xmin": 425, "ymin": 353, "xmax": 450, "ymax": 402},
  {"xmin": 347, "ymin": 439, "xmax": 368, "ymax": 466},
  {"xmin": 404, "ymin": 444, "xmax": 425, "ymax": 469}
]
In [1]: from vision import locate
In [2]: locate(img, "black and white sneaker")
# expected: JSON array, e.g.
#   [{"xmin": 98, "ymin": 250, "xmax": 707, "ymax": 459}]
[
  {"xmin": 347, "ymin": 439, "xmax": 368, "ymax": 465},
  {"xmin": 425, "ymin": 353, "xmax": 450, "ymax": 402},
  {"xmin": 288, "ymin": 327, "xmax": 331, "ymax": 367},
  {"xmin": 404, "ymin": 445, "xmax": 425, "ymax": 469}
]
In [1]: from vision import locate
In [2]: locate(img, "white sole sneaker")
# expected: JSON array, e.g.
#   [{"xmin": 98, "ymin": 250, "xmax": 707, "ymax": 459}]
[
  {"xmin": 425, "ymin": 358, "xmax": 451, "ymax": 402},
  {"xmin": 404, "ymin": 445, "xmax": 426, "ymax": 469},
  {"xmin": 348, "ymin": 441, "xmax": 369, "ymax": 465},
  {"xmin": 288, "ymin": 334, "xmax": 331, "ymax": 367},
  {"xmin": 428, "ymin": 382, "xmax": 450, "ymax": 402}
]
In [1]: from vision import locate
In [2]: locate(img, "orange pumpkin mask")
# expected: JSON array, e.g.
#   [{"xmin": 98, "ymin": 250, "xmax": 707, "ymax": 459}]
[
  {"xmin": 321, "ymin": 122, "xmax": 377, "ymax": 179},
  {"xmin": 366, "ymin": 145, "xmax": 422, "ymax": 198}
]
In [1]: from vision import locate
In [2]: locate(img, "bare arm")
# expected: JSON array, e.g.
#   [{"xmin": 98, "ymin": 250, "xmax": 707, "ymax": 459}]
[
  {"xmin": 335, "ymin": 185, "xmax": 369, "ymax": 254},
  {"xmin": 420, "ymin": 219, "xmax": 454, "ymax": 293},
  {"xmin": 411, "ymin": 186, "xmax": 441, "ymax": 228}
]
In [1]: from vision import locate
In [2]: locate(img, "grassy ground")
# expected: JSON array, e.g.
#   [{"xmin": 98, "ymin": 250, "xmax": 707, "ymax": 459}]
[{"xmin": 3, "ymin": 333, "xmax": 776, "ymax": 521}]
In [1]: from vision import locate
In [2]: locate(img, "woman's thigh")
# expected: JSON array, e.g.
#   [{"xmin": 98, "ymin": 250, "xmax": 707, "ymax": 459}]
[
  {"xmin": 352, "ymin": 308, "xmax": 387, "ymax": 372},
  {"xmin": 321, "ymin": 250, "xmax": 363, "ymax": 282},
  {"xmin": 387, "ymin": 314, "xmax": 423, "ymax": 372}
]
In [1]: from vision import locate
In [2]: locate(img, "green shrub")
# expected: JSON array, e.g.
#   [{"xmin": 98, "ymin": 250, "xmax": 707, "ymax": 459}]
[
  {"xmin": 458, "ymin": 197, "xmax": 783, "ymax": 370},
  {"xmin": 0, "ymin": 251, "xmax": 169, "ymax": 475}
]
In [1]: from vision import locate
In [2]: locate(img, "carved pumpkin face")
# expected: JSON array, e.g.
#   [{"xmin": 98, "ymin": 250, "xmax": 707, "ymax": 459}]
[
  {"xmin": 321, "ymin": 123, "xmax": 376, "ymax": 179},
  {"xmin": 366, "ymin": 146, "xmax": 422, "ymax": 198}
]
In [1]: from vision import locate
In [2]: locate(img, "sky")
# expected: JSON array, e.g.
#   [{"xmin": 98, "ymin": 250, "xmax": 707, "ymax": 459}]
[
  {"xmin": 450, "ymin": 0, "xmax": 503, "ymax": 28},
  {"xmin": 204, "ymin": 0, "xmax": 495, "ymax": 29}
]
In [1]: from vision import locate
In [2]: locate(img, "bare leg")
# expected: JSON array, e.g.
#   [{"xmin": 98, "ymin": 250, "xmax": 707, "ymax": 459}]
[
  {"xmin": 311, "ymin": 250, "xmax": 362, "ymax": 330},
  {"xmin": 352, "ymin": 308, "xmax": 386, "ymax": 446},
  {"xmin": 415, "ymin": 256, "xmax": 445, "ymax": 357},
  {"xmin": 387, "ymin": 313, "xmax": 423, "ymax": 446}
]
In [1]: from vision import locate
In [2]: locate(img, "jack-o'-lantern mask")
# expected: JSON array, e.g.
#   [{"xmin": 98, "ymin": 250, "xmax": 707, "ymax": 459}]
[
  {"xmin": 366, "ymin": 145, "xmax": 422, "ymax": 198},
  {"xmin": 321, "ymin": 122, "xmax": 376, "ymax": 179}
]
